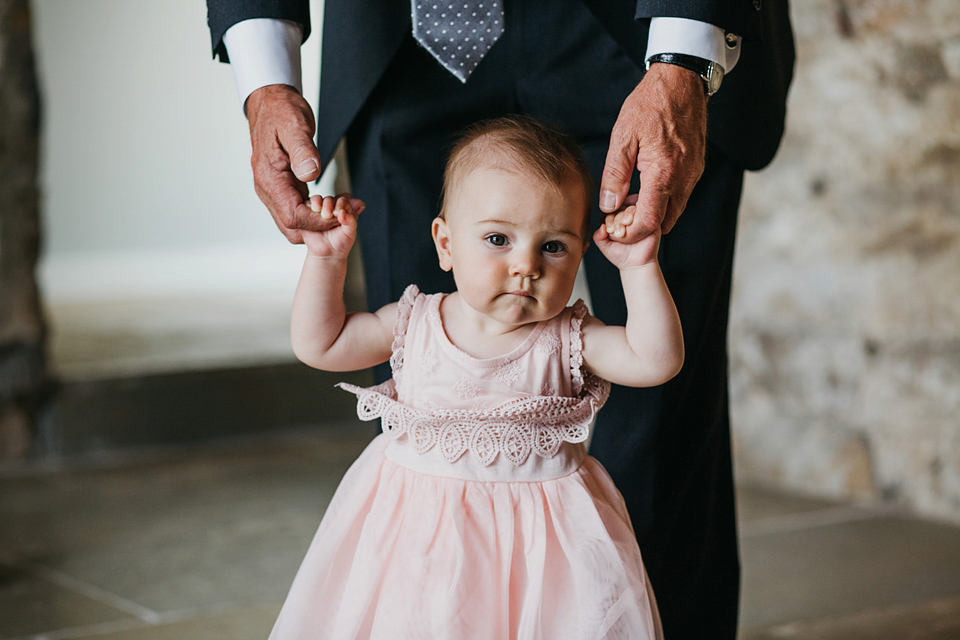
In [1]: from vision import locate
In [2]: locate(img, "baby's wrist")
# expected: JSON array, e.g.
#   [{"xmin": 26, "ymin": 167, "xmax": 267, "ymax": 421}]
[
  {"xmin": 619, "ymin": 257, "xmax": 659, "ymax": 273},
  {"xmin": 304, "ymin": 252, "xmax": 349, "ymax": 265}
]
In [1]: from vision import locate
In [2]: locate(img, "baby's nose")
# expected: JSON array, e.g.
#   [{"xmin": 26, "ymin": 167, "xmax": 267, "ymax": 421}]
[{"xmin": 510, "ymin": 251, "xmax": 540, "ymax": 278}]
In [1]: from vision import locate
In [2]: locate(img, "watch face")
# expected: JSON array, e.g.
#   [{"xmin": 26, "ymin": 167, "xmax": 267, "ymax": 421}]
[{"xmin": 706, "ymin": 63, "xmax": 724, "ymax": 95}]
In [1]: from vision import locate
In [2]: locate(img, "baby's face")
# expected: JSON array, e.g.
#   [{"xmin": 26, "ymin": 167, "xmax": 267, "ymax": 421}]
[{"xmin": 432, "ymin": 165, "xmax": 588, "ymax": 329}]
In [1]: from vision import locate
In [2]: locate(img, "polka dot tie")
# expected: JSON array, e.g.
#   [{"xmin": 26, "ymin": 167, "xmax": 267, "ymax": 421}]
[{"xmin": 411, "ymin": 0, "xmax": 504, "ymax": 83}]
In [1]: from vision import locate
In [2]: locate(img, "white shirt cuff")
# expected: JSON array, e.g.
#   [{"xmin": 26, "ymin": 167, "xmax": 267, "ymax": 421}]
[
  {"xmin": 222, "ymin": 18, "xmax": 303, "ymax": 111},
  {"xmin": 645, "ymin": 17, "xmax": 741, "ymax": 74}
]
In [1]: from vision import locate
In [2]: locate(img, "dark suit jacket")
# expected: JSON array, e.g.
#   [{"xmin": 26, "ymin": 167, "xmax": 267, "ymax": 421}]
[{"xmin": 208, "ymin": 0, "xmax": 794, "ymax": 171}]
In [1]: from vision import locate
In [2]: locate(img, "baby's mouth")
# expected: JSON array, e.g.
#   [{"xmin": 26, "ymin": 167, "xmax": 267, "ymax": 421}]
[{"xmin": 509, "ymin": 290, "xmax": 533, "ymax": 298}]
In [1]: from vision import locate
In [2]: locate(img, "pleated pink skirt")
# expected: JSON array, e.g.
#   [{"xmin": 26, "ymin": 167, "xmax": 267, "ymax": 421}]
[{"xmin": 268, "ymin": 434, "xmax": 662, "ymax": 639}]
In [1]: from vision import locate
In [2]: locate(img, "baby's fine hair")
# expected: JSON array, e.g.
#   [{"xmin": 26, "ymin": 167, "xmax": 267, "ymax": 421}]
[{"xmin": 439, "ymin": 115, "xmax": 594, "ymax": 231}]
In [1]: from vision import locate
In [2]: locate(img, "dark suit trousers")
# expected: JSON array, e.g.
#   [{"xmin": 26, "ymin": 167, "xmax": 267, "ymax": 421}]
[{"xmin": 344, "ymin": 0, "xmax": 743, "ymax": 636}]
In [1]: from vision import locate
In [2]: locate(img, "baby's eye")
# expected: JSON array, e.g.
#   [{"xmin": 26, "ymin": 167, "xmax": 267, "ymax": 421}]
[
  {"xmin": 542, "ymin": 241, "xmax": 566, "ymax": 254},
  {"xmin": 485, "ymin": 234, "xmax": 508, "ymax": 247}
]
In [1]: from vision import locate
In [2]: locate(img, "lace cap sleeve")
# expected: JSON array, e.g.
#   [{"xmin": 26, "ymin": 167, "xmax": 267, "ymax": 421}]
[
  {"xmin": 569, "ymin": 299, "xmax": 589, "ymax": 396},
  {"xmin": 389, "ymin": 284, "xmax": 421, "ymax": 380}
]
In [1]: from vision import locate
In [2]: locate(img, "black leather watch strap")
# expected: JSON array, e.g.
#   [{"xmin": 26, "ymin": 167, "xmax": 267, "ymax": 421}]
[{"xmin": 645, "ymin": 52, "xmax": 723, "ymax": 96}]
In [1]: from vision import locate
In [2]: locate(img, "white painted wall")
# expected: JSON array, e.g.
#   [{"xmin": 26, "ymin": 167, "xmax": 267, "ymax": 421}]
[{"xmin": 32, "ymin": 0, "xmax": 331, "ymax": 301}]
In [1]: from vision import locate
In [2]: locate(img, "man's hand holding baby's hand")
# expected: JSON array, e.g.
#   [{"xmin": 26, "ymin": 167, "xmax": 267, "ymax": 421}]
[
  {"xmin": 301, "ymin": 194, "xmax": 365, "ymax": 260},
  {"xmin": 593, "ymin": 195, "xmax": 661, "ymax": 270}
]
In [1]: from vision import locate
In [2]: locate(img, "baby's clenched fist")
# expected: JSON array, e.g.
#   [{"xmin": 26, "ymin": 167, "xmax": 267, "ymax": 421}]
[{"xmin": 301, "ymin": 193, "xmax": 366, "ymax": 260}]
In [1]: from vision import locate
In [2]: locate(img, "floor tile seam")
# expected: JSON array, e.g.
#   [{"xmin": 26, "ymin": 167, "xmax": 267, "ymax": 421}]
[
  {"xmin": 0, "ymin": 445, "xmax": 200, "ymax": 479},
  {"xmin": 17, "ymin": 560, "xmax": 162, "ymax": 624},
  {"xmin": 1, "ymin": 599, "xmax": 279, "ymax": 640},
  {"xmin": 742, "ymin": 592, "xmax": 960, "ymax": 636},
  {"xmin": 0, "ymin": 426, "xmax": 369, "ymax": 479},
  {"xmin": 4, "ymin": 617, "xmax": 147, "ymax": 640},
  {"xmin": 132, "ymin": 598, "xmax": 279, "ymax": 625},
  {"xmin": 738, "ymin": 504, "xmax": 890, "ymax": 538}
]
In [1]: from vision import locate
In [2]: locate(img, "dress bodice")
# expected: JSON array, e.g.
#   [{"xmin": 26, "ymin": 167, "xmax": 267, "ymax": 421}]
[
  {"xmin": 395, "ymin": 289, "xmax": 579, "ymax": 410},
  {"xmin": 339, "ymin": 286, "xmax": 609, "ymax": 481}
]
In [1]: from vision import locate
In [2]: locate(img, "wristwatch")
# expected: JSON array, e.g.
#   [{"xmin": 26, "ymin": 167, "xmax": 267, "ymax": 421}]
[{"xmin": 645, "ymin": 52, "xmax": 724, "ymax": 97}]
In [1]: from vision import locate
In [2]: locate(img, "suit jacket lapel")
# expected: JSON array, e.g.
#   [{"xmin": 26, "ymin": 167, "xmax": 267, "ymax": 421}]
[{"xmin": 316, "ymin": 0, "xmax": 411, "ymax": 166}]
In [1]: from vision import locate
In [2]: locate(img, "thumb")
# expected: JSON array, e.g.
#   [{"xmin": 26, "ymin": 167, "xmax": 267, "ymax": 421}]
[
  {"xmin": 349, "ymin": 198, "xmax": 366, "ymax": 215},
  {"xmin": 280, "ymin": 124, "xmax": 322, "ymax": 182},
  {"xmin": 599, "ymin": 131, "xmax": 637, "ymax": 213},
  {"xmin": 591, "ymin": 224, "xmax": 619, "ymax": 263},
  {"xmin": 337, "ymin": 208, "xmax": 359, "ymax": 240}
]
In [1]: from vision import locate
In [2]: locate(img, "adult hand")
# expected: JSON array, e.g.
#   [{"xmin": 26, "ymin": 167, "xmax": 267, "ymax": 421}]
[
  {"xmin": 246, "ymin": 84, "xmax": 327, "ymax": 244},
  {"xmin": 599, "ymin": 63, "xmax": 708, "ymax": 241}
]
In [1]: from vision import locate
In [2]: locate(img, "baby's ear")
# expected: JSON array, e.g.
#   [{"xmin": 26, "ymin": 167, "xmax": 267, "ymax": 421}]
[{"xmin": 431, "ymin": 217, "xmax": 453, "ymax": 272}]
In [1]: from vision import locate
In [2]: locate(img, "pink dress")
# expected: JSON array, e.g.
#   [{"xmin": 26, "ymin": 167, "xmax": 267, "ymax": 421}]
[{"xmin": 268, "ymin": 286, "xmax": 662, "ymax": 640}]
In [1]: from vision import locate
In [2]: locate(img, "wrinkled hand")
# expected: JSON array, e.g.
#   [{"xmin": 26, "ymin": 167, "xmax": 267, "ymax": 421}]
[
  {"xmin": 301, "ymin": 194, "xmax": 366, "ymax": 259},
  {"xmin": 599, "ymin": 63, "xmax": 707, "ymax": 241},
  {"xmin": 246, "ymin": 84, "xmax": 330, "ymax": 244},
  {"xmin": 593, "ymin": 195, "xmax": 661, "ymax": 269}
]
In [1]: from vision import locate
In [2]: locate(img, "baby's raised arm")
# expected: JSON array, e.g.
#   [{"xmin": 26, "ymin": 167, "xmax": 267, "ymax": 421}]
[
  {"xmin": 580, "ymin": 204, "xmax": 684, "ymax": 388},
  {"xmin": 290, "ymin": 195, "xmax": 396, "ymax": 372}
]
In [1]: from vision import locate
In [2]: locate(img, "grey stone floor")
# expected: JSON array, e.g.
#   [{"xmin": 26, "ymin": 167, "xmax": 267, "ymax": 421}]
[{"xmin": 2, "ymin": 426, "xmax": 960, "ymax": 639}]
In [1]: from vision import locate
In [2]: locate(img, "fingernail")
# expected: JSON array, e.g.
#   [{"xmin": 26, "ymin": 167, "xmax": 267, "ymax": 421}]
[
  {"xmin": 615, "ymin": 227, "xmax": 625, "ymax": 238},
  {"xmin": 308, "ymin": 199, "xmax": 321, "ymax": 212},
  {"xmin": 622, "ymin": 214, "xmax": 633, "ymax": 226},
  {"xmin": 294, "ymin": 159, "xmax": 318, "ymax": 180},
  {"xmin": 599, "ymin": 190, "xmax": 618, "ymax": 211},
  {"xmin": 320, "ymin": 210, "xmax": 333, "ymax": 220}
]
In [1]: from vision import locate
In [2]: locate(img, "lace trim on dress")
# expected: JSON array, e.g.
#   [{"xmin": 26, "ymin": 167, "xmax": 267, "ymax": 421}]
[
  {"xmin": 569, "ymin": 300, "xmax": 588, "ymax": 397},
  {"xmin": 337, "ymin": 374, "xmax": 611, "ymax": 466},
  {"xmin": 389, "ymin": 285, "xmax": 420, "ymax": 382}
]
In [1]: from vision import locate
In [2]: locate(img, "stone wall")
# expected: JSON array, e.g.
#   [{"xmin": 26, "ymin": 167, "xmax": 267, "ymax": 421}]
[
  {"xmin": 0, "ymin": 0, "xmax": 45, "ymax": 458},
  {"xmin": 731, "ymin": 0, "xmax": 960, "ymax": 521}
]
